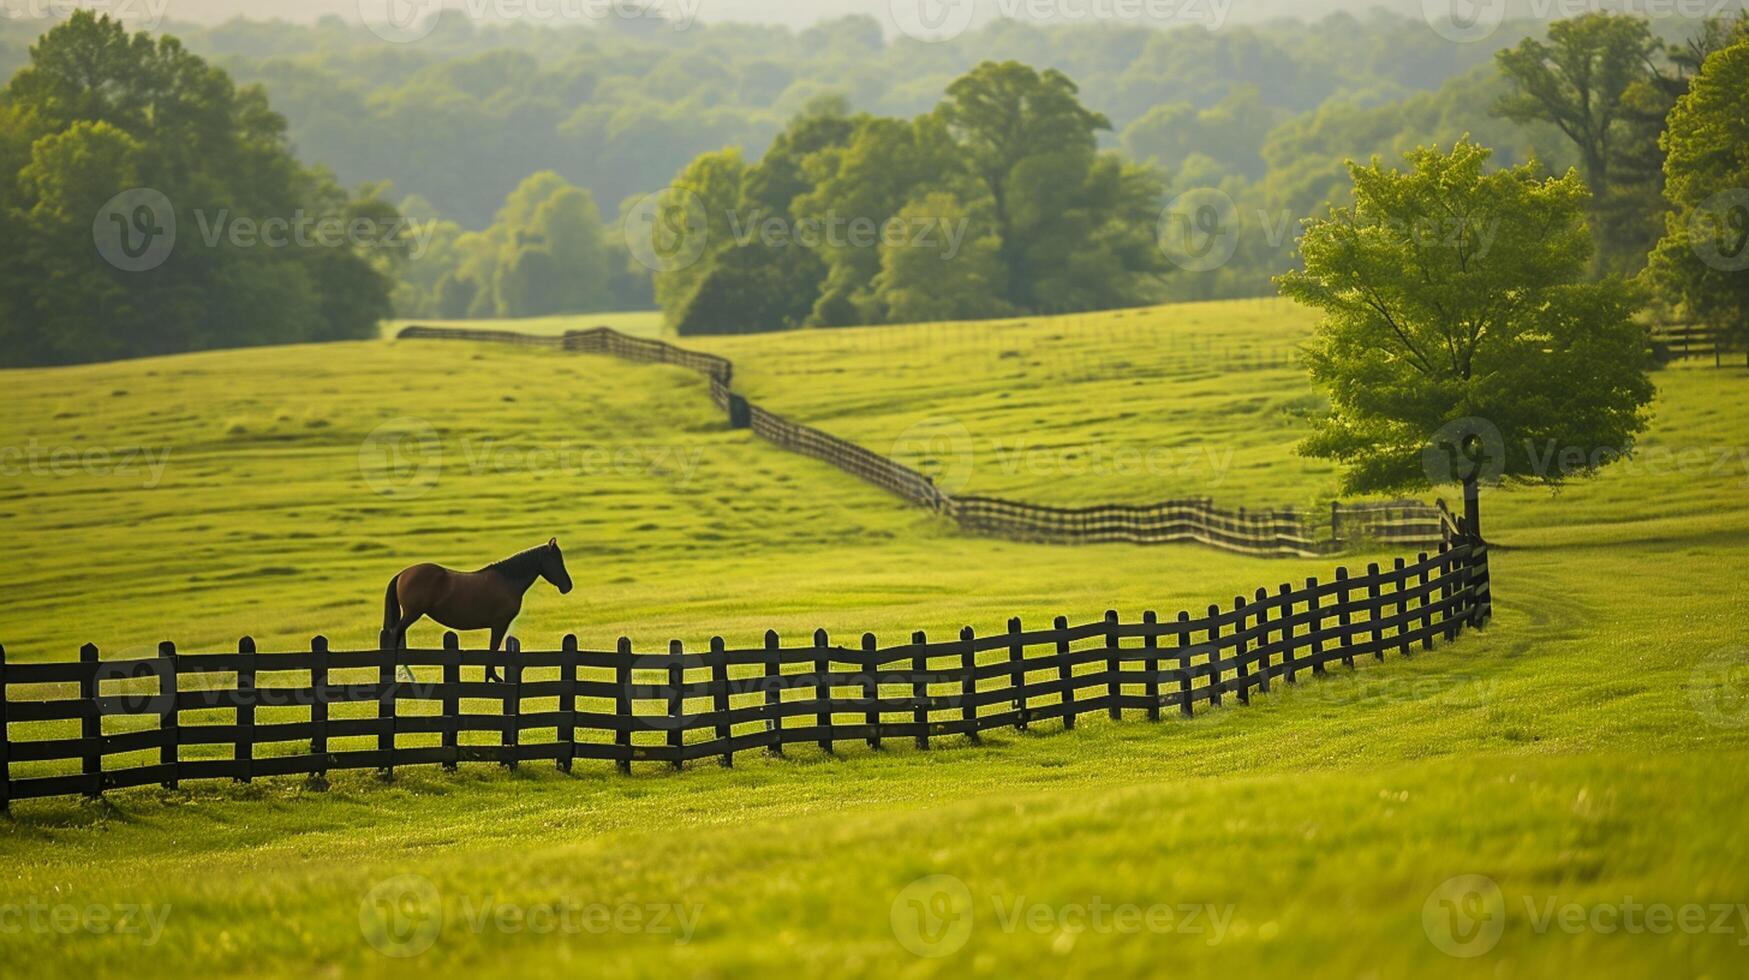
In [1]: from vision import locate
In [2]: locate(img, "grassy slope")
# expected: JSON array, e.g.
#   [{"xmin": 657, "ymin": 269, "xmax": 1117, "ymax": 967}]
[{"xmin": 2, "ymin": 300, "xmax": 1747, "ymax": 978}]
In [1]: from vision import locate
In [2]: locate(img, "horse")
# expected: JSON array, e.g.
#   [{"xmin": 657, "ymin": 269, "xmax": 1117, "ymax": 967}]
[{"xmin": 383, "ymin": 538, "xmax": 573, "ymax": 682}]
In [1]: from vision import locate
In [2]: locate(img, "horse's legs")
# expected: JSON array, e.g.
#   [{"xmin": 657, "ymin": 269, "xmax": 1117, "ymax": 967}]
[
  {"xmin": 486, "ymin": 624, "xmax": 507, "ymax": 683},
  {"xmin": 394, "ymin": 612, "xmax": 422, "ymax": 683}
]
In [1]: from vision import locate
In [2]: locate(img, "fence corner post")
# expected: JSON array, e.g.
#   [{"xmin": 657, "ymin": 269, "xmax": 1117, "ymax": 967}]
[
  {"xmin": 377, "ymin": 629, "xmax": 397, "ymax": 781},
  {"xmin": 1176, "ymin": 612, "xmax": 1193, "ymax": 719},
  {"xmin": 1007, "ymin": 618, "xmax": 1028, "ymax": 731},
  {"xmin": 813, "ymin": 629, "xmax": 833, "ymax": 756},
  {"xmin": 442, "ymin": 632, "xmax": 460, "ymax": 772}
]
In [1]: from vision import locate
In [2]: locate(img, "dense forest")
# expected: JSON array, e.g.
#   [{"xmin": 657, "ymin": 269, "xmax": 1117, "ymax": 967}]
[{"xmin": 0, "ymin": 9, "xmax": 1743, "ymax": 360}]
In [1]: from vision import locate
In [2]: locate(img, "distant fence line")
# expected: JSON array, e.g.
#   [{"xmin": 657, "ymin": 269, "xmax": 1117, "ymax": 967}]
[
  {"xmin": 397, "ymin": 325, "xmax": 1453, "ymax": 558},
  {"xmin": 0, "ymin": 538, "xmax": 1491, "ymax": 807},
  {"xmin": 1651, "ymin": 323, "xmax": 1741, "ymax": 366}
]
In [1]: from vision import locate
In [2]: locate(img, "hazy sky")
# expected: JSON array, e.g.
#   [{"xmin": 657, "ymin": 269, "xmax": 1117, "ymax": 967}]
[{"xmin": 108, "ymin": 0, "xmax": 1431, "ymax": 32}]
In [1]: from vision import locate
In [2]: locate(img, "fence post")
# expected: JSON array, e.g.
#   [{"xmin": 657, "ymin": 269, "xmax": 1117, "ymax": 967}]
[
  {"xmin": 1104, "ymin": 611, "xmax": 1122, "ymax": 721},
  {"xmin": 667, "ymin": 639, "xmax": 685, "ymax": 771},
  {"xmin": 763, "ymin": 631, "xmax": 782, "ymax": 758},
  {"xmin": 559, "ymin": 634, "xmax": 578, "ymax": 774},
  {"xmin": 1439, "ymin": 541, "xmax": 1458, "ymax": 642},
  {"xmin": 1142, "ymin": 611, "xmax": 1160, "ymax": 721},
  {"xmin": 502, "ymin": 636, "xmax": 522, "ymax": 771},
  {"xmin": 159, "ymin": 641, "xmax": 179, "ymax": 791},
  {"xmin": 960, "ymin": 626, "xmax": 980, "ymax": 744},
  {"xmin": 1262, "ymin": 589, "xmax": 1281, "ymax": 695},
  {"xmin": 0, "ymin": 643, "xmax": 9, "ymax": 814},
  {"xmin": 1335, "ymin": 568, "xmax": 1355, "ymax": 669},
  {"xmin": 378, "ymin": 629, "xmax": 397, "ymax": 781},
  {"xmin": 81, "ymin": 643, "xmax": 101, "ymax": 799},
  {"xmin": 711, "ymin": 636, "xmax": 731, "ymax": 768},
  {"xmin": 1367, "ymin": 563, "xmax": 1385, "ymax": 661},
  {"xmin": 1054, "ymin": 617, "xmax": 1075, "ymax": 730},
  {"xmin": 912, "ymin": 630, "xmax": 929, "ymax": 750},
  {"xmin": 1008, "ymin": 618, "xmax": 1028, "ymax": 730},
  {"xmin": 1417, "ymin": 552, "xmax": 1435, "ymax": 651},
  {"xmin": 862, "ymin": 633, "xmax": 880, "ymax": 750},
  {"xmin": 1206, "ymin": 606, "xmax": 1223, "ymax": 708},
  {"xmin": 1234, "ymin": 597, "xmax": 1251, "ymax": 705},
  {"xmin": 1176, "ymin": 612, "xmax": 1193, "ymax": 718},
  {"xmin": 1393, "ymin": 558, "xmax": 1411, "ymax": 658},
  {"xmin": 813, "ymin": 629, "xmax": 833, "ymax": 756},
  {"xmin": 308, "ymin": 637, "xmax": 327, "ymax": 788},
  {"xmin": 442, "ymin": 632, "xmax": 461, "ymax": 771},
  {"xmin": 1303, "ymin": 578, "xmax": 1323, "ymax": 680},
  {"xmin": 615, "ymin": 637, "xmax": 633, "ymax": 774},
  {"xmin": 237, "ymin": 636, "xmax": 256, "ymax": 784}
]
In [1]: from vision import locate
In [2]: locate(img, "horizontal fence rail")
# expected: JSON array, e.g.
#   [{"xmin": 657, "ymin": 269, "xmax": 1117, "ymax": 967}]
[
  {"xmin": 398, "ymin": 325, "xmax": 1453, "ymax": 557},
  {"xmin": 0, "ymin": 540, "xmax": 1490, "ymax": 807}
]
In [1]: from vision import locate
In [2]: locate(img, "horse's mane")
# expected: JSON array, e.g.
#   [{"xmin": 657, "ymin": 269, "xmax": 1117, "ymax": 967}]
[{"xmin": 484, "ymin": 544, "xmax": 549, "ymax": 580}]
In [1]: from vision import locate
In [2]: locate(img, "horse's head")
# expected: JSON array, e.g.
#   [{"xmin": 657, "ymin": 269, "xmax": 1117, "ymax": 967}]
[{"xmin": 543, "ymin": 537, "xmax": 574, "ymax": 594}]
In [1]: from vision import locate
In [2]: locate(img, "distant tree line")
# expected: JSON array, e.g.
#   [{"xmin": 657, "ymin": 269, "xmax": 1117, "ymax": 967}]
[{"xmin": 645, "ymin": 64, "xmax": 1167, "ymax": 334}]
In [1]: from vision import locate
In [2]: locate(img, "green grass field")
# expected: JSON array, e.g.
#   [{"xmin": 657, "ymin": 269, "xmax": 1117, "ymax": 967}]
[{"xmin": 2, "ymin": 299, "xmax": 1747, "ymax": 978}]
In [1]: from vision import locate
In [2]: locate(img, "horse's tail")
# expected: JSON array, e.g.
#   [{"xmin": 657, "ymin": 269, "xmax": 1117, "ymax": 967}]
[{"xmin": 383, "ymin": 574, "xmax": 401, "ymax": 636}]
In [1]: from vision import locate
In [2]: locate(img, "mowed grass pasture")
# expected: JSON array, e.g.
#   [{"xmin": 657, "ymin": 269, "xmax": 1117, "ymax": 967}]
[{"xmin": 2, "ymin": 299, "xmax": 1747, "ymax": 978}]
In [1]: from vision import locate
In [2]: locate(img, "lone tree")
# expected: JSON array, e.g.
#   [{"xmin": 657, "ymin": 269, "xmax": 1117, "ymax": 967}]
[
  {"xmin": 1648, "ymin": 38, "xmax": 1749, "ymax": 366},
  {"xmin": 1278, "ymin": 139, "xmax": 1655, "ymax": 538}
]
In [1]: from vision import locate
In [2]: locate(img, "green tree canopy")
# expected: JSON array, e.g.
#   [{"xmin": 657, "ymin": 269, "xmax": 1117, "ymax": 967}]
[
  {"xmin": 1278, "ymin": 139, "xmax": 1653, "ymax": 515},
  {"xmin": 1648, "ymin": 38, "xmax": 1749, "ymax": 365},
  {"xmin": 0, "ymin": 12, "xmax": 397, "ymax": 366}
]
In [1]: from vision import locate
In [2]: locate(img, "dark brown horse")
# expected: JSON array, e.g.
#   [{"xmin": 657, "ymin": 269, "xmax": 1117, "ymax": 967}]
[{"xmin": 384, "ymin": 538, "xmax": 573, "ymax": 682}]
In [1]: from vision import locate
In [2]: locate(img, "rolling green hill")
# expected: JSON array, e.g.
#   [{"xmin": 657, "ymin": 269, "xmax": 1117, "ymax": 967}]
[{"xmin": 2, "ymin": 299, "xmax": 1746, "ymax": 978}]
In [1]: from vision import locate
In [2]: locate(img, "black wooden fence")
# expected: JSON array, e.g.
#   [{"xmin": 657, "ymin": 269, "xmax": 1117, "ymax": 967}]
[
  {"xmin": 397, "ymin": 325, "xmax": 1454, "ymax": 557},
  {"xmin": 0, "ymin": 535, "xmax": 1489, "ymax": 808}
]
